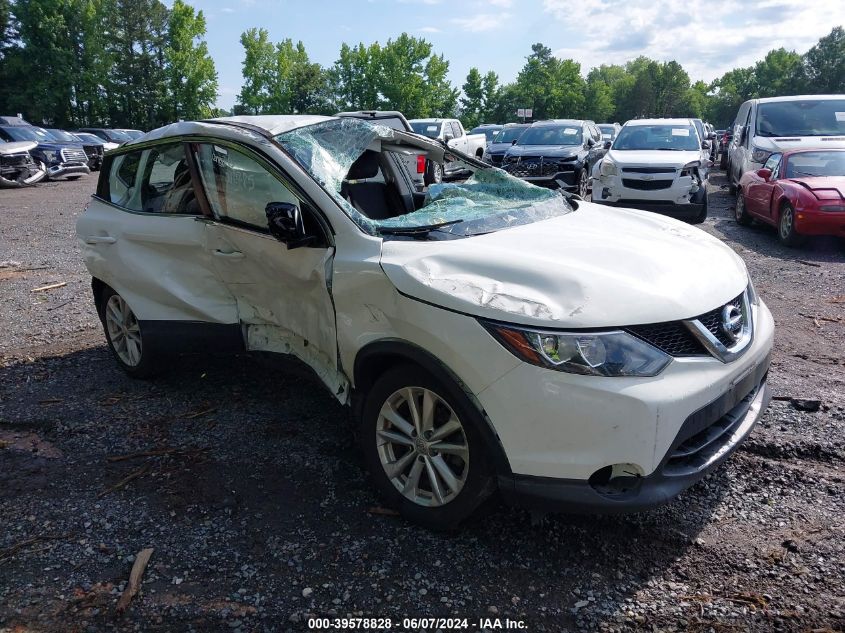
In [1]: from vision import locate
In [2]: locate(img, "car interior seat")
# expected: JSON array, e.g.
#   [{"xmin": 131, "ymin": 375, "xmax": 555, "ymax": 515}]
[{"xmin": 341, "ymin": 150, "xmax": 405, "ymax": 220}]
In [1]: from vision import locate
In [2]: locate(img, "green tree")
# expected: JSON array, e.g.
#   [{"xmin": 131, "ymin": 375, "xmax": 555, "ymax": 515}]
[
  {"xmin": 801, "ymin": 26, "xmax": 844, "ymax": 94},
  {"xmin": 329, "ymin": 42, "xmax": 381, "ymax": 111},
  {"xmin": 237, "ymin": 27, "xmax": 275, "ymax": 113},
  {"xmin": 165, "ymin": 0, "xmax": 218, "ymax": 121},
  {"xmin": 754, "ymin": 48, "xmax": 804, "ymax": 97},
  {"xmin": 480, "ymin": 70, "xmax": 500, "ymax": 123},
  {"xmin": 512, "ymin": 44, "xmax": 585, "ymax": 120}
]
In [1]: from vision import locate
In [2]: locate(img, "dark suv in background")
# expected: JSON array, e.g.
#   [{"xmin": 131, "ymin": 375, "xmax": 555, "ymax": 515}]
[
  {"xmin": 483, "ymin": 124, "xmax": 530, "ymax": 166},
  {"xmin": 502, "ymin": 119, "xmax": 608, "ymax": 197}
]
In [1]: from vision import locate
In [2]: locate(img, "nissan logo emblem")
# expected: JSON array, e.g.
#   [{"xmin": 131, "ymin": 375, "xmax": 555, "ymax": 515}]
[{"xmin": 721, "ymin": 305, "xmax": 744, "ymax": 341}]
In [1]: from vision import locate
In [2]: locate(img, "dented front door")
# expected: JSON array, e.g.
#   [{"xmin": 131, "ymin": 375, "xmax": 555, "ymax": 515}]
[{"xmin": 191, "ymin": 142, "xmax": 346, "ymax": 399}]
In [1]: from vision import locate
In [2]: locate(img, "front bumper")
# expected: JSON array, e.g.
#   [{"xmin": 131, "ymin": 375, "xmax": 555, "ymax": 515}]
[
  {"xmin": 476, "ymin": 300, "xmax": 774, "ymax": 512},
  {"xmin": 46, "ymin": 162, "xmax": 90, "ymax": 178},
  {"xmin": 593, "ymin": 172, "xmax": 706, "ymax": 216},
  {"xmin": 500, "ymin": 369, "xmax": 770, "ymax": 514},
  {"xmin": 794, "ymin": 209, "xmax": 845, "ymax": 238}
]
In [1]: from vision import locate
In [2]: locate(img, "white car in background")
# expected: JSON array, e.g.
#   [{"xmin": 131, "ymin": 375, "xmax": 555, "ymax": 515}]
[
  {"xmin": 727, "ymin": 94, "xmax": 845, "ymax": 193},
  {"xmin": 77, "ymin": 115, "xmax": 773, "ymax": 529},
  {"xmin": 593, "ymin": 118, "xmax": 710, "ymax": 223}
]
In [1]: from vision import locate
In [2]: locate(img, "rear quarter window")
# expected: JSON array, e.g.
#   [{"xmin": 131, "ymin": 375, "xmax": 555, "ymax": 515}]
[{"xmin": 107, "ymin": 152, "xmax": 143, "ymax": 209}]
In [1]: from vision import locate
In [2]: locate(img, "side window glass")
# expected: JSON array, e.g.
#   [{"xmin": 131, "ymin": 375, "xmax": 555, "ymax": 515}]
[
  {"xmin": 137, "ymin": 143, "xmax": 198, "ymax": 214},
  {"xmin": 193, "ymin": 143, "xmax": 299, "ymax": 230},
  {"xmin": 109, "ymin": 151, "xmax": 142, "ymax": 209},
  {"xmin": 763, "ymin": 153, "xmax": 781, "ymax": 175},
  {"xmin": 451, "ymin": 122, "xmax": 462, "ymax": 137}
]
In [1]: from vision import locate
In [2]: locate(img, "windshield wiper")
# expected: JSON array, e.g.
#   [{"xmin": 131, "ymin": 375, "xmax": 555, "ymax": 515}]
[{"xmin": 379, "ymin": 219, "xmax": 464, "ymax": 237}]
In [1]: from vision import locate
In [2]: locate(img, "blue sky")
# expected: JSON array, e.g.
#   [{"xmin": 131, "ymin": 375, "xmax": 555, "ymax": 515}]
[{"xmin": 179, "ymin": 0, "xmax": 844, "ymax": 111}]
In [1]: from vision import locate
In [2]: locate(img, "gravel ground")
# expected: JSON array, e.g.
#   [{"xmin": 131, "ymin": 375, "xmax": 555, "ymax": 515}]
[{"xmin": 0, "ymin": 171, "xmax": 843, "ymax": 633}]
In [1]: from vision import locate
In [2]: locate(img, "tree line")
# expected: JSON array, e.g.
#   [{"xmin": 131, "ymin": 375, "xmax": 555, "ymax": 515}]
[
  {"xmin": 1, "ymin": 0, "xmax": 842, "ymax": 131},
  {"xmin": 0, "ymin": 0, "xmax": 219, "ymax": 130}
]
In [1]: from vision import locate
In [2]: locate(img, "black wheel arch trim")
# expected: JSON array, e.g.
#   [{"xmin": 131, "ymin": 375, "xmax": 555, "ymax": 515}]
[{"xmin": 353, "ymin": 338, "xmax": 513, "ymax": 478}]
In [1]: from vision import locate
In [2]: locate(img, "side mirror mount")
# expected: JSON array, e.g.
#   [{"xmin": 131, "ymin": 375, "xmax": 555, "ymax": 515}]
[
  {"xmin": 443, "ymin": 133, "xmax": 454, "ymax": 142},
  {"xmin": 265, "ymin": 201, "xmax": 314, "ymax": 249},
  {"xmin": 511, "ymin": 139, "xmax": 518, "ymax": 145},
  {"xmin": 603, "ymin": 140, "xmax": 612, "ymax": 150},
  {"xmin": 702, "ymin": 140, "xmax": 712, "ymax": 150},
  {"xmin": 756, "ymin": 168, "xmax": 772, "ymax": 180},
  {"xmin": 586, "ymin": 137, "xmax": 596, "ymax": 147}
]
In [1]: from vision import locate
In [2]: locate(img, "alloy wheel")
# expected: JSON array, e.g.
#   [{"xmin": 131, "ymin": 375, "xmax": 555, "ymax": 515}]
[
  {"xmin": 432, "ymin": 163, "xmax": 443, "ymax": 184},
  {"xmin": 376, "ymin": 386, "xmax": 469, "ymax": 507},
  {"xmin": 735, "ymin": 194, "xmax": 745, "ymax": 221},
  {"xmin": 578, "ymin": 170, "xmax": 588, "ymax": 198},
  {"xmin": 780, "ymin": 206, "xmax": 793, "ymax": 240},
  {"xmin": 104, "ymin": 294, "xmax": 142, "ymax": 367}
]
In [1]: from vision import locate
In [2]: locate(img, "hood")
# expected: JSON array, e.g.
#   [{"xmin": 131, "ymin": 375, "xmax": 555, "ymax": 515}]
[
  {"xmin": 0, "ymin": 140, "xmax": 37, "ymax": 154},
  {"xmin": 380, "ymin": 203, "xmax": 748, "ymax": 328},
  {"xmin": 506, "ymin": 144, "xmax": 582, "ymax": 158},
  {"xmin": 487, "ymin": 142, "xmax": 515, "ymax": 154},
  {"xmin": 753, "ymin": 135, "xmax": 845, "ymax": 154},
  {"xmin": 787, "ymin": 176, "xmax": 845, "ymax": 200},
  {"xmin": 32, "ymin": 142, "xmax": 67, "ymax": 152},
  {"xmin": 608, "ymin": 149, "xmax": 701, "ymax": 167}
]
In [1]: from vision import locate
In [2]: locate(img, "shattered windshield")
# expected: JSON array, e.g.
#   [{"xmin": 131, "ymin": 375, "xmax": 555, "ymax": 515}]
[{"xmin": 275, "ymin": 118, "xmax": 574, "ymax": 239}]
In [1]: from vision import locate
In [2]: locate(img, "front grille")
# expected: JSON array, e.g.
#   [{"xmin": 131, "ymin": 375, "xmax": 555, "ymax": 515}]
[
  {"xmin": 60, "ymin": 148, "xmax": 87, "ymax": 163},
  {"xmin": 626, "ymin": 292, "xmax": 745, "ymax": 357},
  {"xmin": 627, "ymin": 322, "xmax": 704, "ymax": 356},
  {"xmin": 622, "ymin": 167, "xmax": 676, "ymax": 174},
  {"xmin": 503, "ymin": 156, "xmax": 576, "ymax": 178},
  {"xmin": 622, "ymin": 178, "xmax": 673, "ymax": 191},
  {"xmin": 663, "ymin": 383, "xmax": 761, "ymax": 476},
  {"xmin": 489, "ymin": 153, "xmax": 504, "ymax": 166},
  {"xmin": 697, "ymin": 294, "xmax": 743, "ymax": 347},
  {"xmin": 0, "ymin": 153, "xmax": 33, "ymax": 167}
]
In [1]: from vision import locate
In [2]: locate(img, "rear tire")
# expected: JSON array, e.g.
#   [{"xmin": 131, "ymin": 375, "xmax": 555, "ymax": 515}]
[
  {"xmin": 99, "ymin": 287, "xmax": 161, "ymax": 378},
  {"xmin": 777, "ymin": 202, "xmax": 805, "ymax": 247},
  {"xmin": 360, "ymin": 364, "xmax": 496, "ymax": 530},
  {"xmin": 735, "ymin": 190, "xmax": 753, "ymax": 226}
]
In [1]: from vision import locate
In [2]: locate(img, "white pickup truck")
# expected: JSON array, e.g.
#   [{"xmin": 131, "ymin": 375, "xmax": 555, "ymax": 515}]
[{"xmin": 409, "ymin": 118, "xmax": 486, "ymax": 181}]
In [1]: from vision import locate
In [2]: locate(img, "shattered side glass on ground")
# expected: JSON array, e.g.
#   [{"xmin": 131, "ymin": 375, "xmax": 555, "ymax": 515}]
[{"xmin": 276, "ymin": 118, "xmax": 573, "ymax": 238}]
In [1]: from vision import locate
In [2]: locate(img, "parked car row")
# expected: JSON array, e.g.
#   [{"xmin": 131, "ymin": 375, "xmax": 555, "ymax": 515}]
[{"xmin": 0, "ymin": 115, "xmax": 144, "ymax": 188}]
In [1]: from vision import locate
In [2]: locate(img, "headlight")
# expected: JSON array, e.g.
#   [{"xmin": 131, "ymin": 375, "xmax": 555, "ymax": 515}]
[
  {"xmin": 750, "ymin": 146, "xmax": 771, "ymax": 164},
  {"xmin": 482, "ymin": 322, "xmax": 671, "ymax": 377},
  {"xmin": 680, "ymin": 161, "xmax": 700, "ymax": 177},
  {"xmin": 600, "ymin": 158, "xmax": 617, "ymax": 177}
]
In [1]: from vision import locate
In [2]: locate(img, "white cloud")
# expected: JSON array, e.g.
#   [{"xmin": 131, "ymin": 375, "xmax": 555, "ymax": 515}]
[
  {"xmin": 542, "ymin": 0, "xmax": 844, "ymax": 81},
  {"xmin": 450, "ymin": 12, "xmax": 510, "ymax": 32},
  {"xmin": 489, "ymin": 0, "xmax": 513, "ymax": 6},
  {"xmin": 220, "ymin": 7, "xmax": 235, "ymax": 12},
  {"xmin": 418, "ymin": 26, "xmax": 442, "ymax": 33}
]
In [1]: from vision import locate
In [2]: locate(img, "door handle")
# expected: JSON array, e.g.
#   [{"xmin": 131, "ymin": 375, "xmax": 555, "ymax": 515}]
[
  {"xmin": 85, "ymin": 235, "xmax": 116, "ymax": 244},
  {"xmin": 213, "ymin": 249, "xmax": 245, "ymax": 259}
]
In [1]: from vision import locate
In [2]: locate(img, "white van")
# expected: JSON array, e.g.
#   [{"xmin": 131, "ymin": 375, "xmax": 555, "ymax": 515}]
[
  {"xmin": 77, "ymin": 115, "xmax": 774, "ymax": 529},
  {"xmin": 727, "ymin": 94, "xmax": 845, "ymax": 192}
]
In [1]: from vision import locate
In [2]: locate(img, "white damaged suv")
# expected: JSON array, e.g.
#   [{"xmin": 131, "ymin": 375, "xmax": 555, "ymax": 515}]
[
  {"xmin": 77, "ymin": 115, "xmax": 773, "ymax": 529},
  {"xmin": 593, "ymin": 118, "xmax": 710, "ymax": 223}
]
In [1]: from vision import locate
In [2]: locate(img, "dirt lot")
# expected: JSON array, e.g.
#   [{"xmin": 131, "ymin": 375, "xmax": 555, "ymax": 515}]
[{"xmin": 0, "ymin": 172, "xmax": 843, "ymax": 633}]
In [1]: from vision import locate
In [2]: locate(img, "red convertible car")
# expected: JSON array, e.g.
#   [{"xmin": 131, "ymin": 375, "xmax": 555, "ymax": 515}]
[{"xmin": 735, "ymin": 148, "xmax": 845, "ymax": 246}]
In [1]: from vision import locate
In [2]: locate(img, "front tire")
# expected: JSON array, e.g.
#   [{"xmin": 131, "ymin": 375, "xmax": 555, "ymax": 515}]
[
  {"xmin": 99, "ymin": 287, "xmax": 160, "ymax": 378},
  {"xmin": 735, "ymin": 190, "xmax": 753, "ymax": 226},
  {"xmin": 778, "ymin": 202, "xmax": 805, "ymax": 247},
  {"xmin": 576, "ymin": 168, "xmax": 589, "ymax": 199},
  {"xmin": 360, "ymin": 365, "xmax": 496, "ymax": 530}
]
